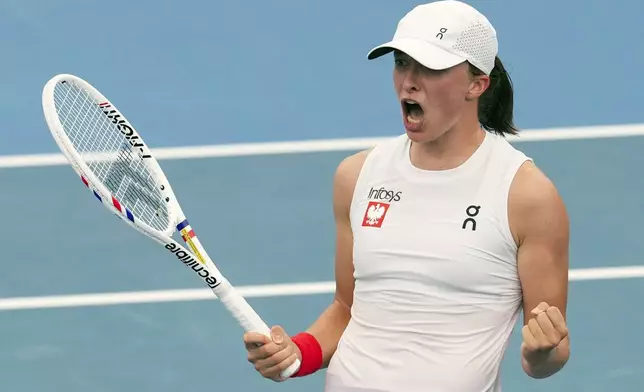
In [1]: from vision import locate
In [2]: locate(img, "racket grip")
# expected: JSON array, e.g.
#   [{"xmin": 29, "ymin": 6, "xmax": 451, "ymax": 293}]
[{"xmin": 216, "ymin": 282, "xmax": 301, "ymax": 380}]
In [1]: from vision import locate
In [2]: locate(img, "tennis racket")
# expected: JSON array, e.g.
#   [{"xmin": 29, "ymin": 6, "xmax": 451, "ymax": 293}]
[{"xmin": 41, "ymin": 73, "xmax": 301, "ymax": 379}]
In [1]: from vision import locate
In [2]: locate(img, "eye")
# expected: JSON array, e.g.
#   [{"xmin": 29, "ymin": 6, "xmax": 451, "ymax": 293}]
[{"xmin": 394, "ymin": 58, "xmax": 407, "ymax": 67}]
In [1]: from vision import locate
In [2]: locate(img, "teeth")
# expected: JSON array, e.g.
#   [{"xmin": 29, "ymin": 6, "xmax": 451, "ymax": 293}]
[
  {"xmin": 404, "ymin": 99, "xmax": 418, "ymax": 104},
  {"xmin": 407, "ymin": 114, "xmax": 421, "ymax": 124}
]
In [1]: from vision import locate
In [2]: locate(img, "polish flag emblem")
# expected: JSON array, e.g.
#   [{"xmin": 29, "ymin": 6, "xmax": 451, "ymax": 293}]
[{"xmin": 362, "ymin": 202, "xmax": 389, "ymax": 228}]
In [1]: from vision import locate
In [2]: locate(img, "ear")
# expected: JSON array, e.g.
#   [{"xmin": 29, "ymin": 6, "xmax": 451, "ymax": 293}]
[{"xmin": 466, "ymin": 74, "xmax": 490, "ymax": 100}]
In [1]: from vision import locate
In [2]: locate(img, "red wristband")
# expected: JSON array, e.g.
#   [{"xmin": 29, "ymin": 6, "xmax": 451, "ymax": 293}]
[{"xmin": 290, "ymin": 332, "xmax": 323, "ymax": 377}]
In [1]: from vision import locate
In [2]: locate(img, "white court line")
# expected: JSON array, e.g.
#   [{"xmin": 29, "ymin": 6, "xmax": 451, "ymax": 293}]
[
  {"xmin": 0, "ymin": 265, "xmax": 642, "ymax": 311},
  {"xmin": 1, "ymin": 123, "xmax": 643, "ymax": 169}
]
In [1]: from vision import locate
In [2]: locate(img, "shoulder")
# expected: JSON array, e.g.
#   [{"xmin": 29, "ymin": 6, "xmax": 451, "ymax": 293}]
[
  {"xmin": 508, "ymin": 161, "xmax": 569, "ymax": 246},
  {"xmin": 332, "ymin": 135, "xmax": 403, "ymax": 215},
  {"xmin": 333, "ymin": 149, "xmax": 372, "ymax": 216},
  {"xmin": 333, "ymin": 135, "xmax": 403, "ymax": 184},
  {"xmin": 334, "ymin": 149, "xmax": 371, "ymax": 188}
]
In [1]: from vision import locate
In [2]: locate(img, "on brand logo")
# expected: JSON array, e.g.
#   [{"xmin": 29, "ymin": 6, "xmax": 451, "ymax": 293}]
[
  {"xmin": 462, "ymin": 205, "xmax": 480, "ymax": 231},
  {"xmin": 436, "ymin": 28, "xmax": 448, "ymax": 39}
]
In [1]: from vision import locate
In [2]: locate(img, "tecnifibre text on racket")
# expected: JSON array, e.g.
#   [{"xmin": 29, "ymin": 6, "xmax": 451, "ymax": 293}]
[{"xmin": 41, "ymin": 73, "xmax": 300, "ymax": 379}]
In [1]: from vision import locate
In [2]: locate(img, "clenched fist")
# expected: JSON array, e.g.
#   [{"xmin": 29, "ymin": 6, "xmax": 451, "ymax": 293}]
[
  {"xmin": 521, "ymin": 302, "xmax": 568, "ymax": 361},
  {"xmin": 244, "ymin": 325, "xmax": 301, "ymax": 382}
]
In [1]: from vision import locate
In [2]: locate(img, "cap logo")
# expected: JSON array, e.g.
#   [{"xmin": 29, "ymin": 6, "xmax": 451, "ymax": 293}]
[{"xmin": 436, "ymin": 28, "xmax": 448, "ymax": 40}]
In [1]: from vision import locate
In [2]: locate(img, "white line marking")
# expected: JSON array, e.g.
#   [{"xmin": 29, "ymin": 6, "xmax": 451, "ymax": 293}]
[
  {"xmin": 568, "ymin": 265, "xmax": 644, "ymax": 281},
  {"xmin": 0, "ymin": 266, "xmax": 642, "ymax": 311},
  {"xmin": 2, "ymin": 123, "xmax": 643, "ymax": 169}
]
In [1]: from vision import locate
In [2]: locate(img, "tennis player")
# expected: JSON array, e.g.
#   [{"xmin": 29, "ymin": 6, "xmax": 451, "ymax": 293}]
[{"xmin": 244, "ymin": 1, "xmax": 571, "ymax": 390}]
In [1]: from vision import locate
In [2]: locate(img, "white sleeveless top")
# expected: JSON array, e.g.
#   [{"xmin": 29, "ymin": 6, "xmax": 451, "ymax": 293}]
[{"xmin": 324, "ymin": 131, "xmax": 532, "ymax": 392}]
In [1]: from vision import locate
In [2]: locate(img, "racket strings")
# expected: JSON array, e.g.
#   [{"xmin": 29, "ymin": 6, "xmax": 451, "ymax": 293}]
[{"xmin": 53, "ymin": 80, "xmax": 172, "ymax": 232}]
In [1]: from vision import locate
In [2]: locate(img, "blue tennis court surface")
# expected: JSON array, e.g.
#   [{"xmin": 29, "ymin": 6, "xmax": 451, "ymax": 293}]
[{"xmin": 1, "ymin": 0, "xmax": 644, "ymax": 391}]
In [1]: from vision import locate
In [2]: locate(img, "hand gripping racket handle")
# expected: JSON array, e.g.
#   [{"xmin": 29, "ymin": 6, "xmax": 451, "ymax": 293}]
[
  {"xmin": 215, "ymin": 281, "xmax": 301, "ymax": 379},
  {"xmin": 175, "ymin": 230, "xmax": 302, "ymax": 379}
]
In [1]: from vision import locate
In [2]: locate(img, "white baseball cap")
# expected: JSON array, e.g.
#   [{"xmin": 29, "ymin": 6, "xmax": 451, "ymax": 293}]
[{"xmin": 367, "ymin": 0, "xmax": 498, "ymax": 75}]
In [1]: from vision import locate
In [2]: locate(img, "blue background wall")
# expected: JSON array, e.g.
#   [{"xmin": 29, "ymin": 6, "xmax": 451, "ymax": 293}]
[{"xmin": 0, "ymin": 0, "xmax": 642, "ymax": 154}]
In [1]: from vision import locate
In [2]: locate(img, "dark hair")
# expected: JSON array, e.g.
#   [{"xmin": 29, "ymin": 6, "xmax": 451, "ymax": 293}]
[{"xmin": 469, "ymin": 56, "xmax": 518, "ymax": 136}]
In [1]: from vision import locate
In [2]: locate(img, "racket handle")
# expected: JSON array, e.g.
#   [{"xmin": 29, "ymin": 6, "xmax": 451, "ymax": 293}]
[{"xmin": 216, "ymin": 282, "xmax": 302, "ymax": 380}]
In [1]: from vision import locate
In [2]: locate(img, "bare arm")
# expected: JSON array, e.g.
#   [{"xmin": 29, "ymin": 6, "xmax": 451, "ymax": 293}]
[
  {"xmin": 510, "ymin": 161, "xmax": 571, "ymax": 379},
  {"xmin": 243, "ymin": 150, "xmax": 368, "ymax": 380},
  {"xmin": 305, "ymin": 149, "xmax": 369, "ymax": 367}
]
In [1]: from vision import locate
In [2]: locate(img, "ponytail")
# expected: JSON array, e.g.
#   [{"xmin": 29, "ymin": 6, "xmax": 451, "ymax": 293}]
[{"xmin": 470, "ymin": 56, "xmax": 518, "ymax": 136}]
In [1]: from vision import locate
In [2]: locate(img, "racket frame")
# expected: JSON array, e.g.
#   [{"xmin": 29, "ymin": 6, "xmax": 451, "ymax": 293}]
[{"xmin": 42, "ymin": 73, "xmax": 301, "ymax": 379}]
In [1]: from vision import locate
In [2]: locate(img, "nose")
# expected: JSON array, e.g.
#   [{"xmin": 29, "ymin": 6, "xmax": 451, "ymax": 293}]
[{"xmin": 401, "ymin": 64, "xmax": 420, "ymax": 93}]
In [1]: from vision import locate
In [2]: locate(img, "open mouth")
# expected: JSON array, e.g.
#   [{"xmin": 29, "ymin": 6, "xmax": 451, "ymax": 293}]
[{"xmin": 402, "ymin": 99, "xmax": 424, "ymax": 124}]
